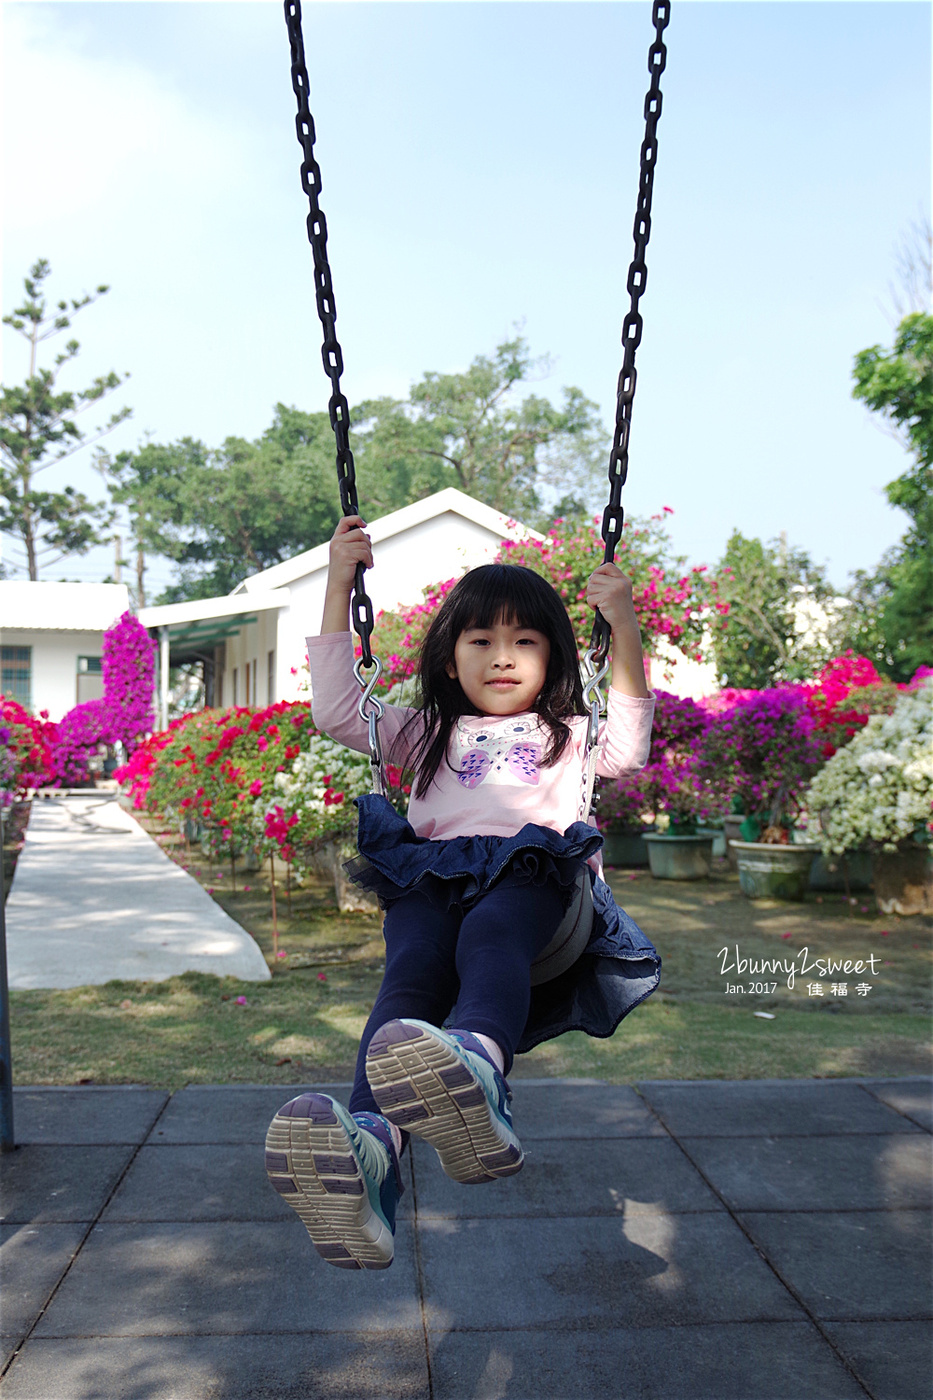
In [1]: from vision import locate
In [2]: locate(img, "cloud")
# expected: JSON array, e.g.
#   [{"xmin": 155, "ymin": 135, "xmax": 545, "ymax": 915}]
[{"xmin": 2, "ymin": 5, "xmax": 243, "ymax": 235}]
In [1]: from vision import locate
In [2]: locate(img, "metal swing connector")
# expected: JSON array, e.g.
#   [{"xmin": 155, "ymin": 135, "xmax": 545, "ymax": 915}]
[
  {"xmin": 579, "ymin": 647, "xmax": 611, "ymax": 822},
  {"xmin": 353, "ymin": 654, "xmax": 387, "ymax": 798}
]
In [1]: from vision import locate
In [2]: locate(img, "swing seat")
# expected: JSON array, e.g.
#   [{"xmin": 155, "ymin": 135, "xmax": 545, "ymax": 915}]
[{"xmin": 529, "ymin": 867, "xmax": 594, "ymax": 986}]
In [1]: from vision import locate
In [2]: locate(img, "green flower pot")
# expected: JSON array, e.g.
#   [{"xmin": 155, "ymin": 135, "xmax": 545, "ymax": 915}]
[
  {"xmin": 644, "ymin": 833, "xmax": 714, "ymax": 881},
  {"xmin": 730, "ymin": 841, "xmax": 819, "ymax": 901},
  {"xmin": 601, "ymin": 829, "xmax": 652, "ymax": 867},
  {"xmin": 809, "ymin": 850, "xmax": 873, "ymax": 893}
]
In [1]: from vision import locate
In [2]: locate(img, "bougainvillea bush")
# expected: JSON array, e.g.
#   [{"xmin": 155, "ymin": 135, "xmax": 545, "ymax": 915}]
[
  {"xmin": 597, "ymin": 691, "xmax": 723, "ymax": 834},
  {"xmin": 0, "ymin": 696, "xmax": 57, "ymax": 793},
  {"xmin": 805, "ymin": 680, "xmax": 933, "ymax": 854},
  {"xmin": 49, "ymin": 611, "xmax": 157, "ymax": 785},
  {"xmin": 696, "ymin": 687, "xmax": 823, "ymax": 837},
  {"xmin": 53, "ymin": 699, "xmax": 111, "ymax": 786},
  {"xmin": 367, "ymin": 512, "xmax": 726, "ymax": 692},
  {"xmin": 102, "ymin": 611, "xmax": 155, "ymax": 749},
  {"xmin": 117, "ymin": 701, "xmax": 314, "ymax": 858}
]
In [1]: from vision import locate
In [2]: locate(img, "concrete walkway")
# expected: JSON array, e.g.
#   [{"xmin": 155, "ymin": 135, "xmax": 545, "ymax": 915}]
[
  {"xmin": 5, "ymin": 794, "xmax": 270, "ymax": 989},
  {"xmin": 1, "ymin": 1076, "xmax": 930, "ymax": 1399}
]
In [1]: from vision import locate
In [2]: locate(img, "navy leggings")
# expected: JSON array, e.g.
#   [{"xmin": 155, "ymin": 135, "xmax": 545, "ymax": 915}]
[{"xmin": 348, "ymin": 872, "xmax": 566, "ymax": 1116}]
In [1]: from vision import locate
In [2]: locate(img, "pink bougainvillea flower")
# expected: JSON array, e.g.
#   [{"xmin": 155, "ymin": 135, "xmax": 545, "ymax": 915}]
[
  {"xmin": 276, "ymin": 950, "xmax": 288, "ymax": 959},
  {"xmin": 235, "ymin": 995, "xmax": 248, "ymax": 1005},
  {"xmin": 317, "ymin": 973, "xmax": 327, "ymax": 982}
]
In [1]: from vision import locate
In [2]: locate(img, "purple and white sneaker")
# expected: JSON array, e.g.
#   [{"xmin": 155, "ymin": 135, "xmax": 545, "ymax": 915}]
[
  {"xmin": 265, "ymin": 1093, "xmax": 403, "ymax": 1270},
  {"xmin": 365, "ymin": 1020, "xmax": 523, "ymax": 1185}
]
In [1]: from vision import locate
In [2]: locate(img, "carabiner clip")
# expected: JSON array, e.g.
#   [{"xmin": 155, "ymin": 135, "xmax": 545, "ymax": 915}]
[
  {"xmin": 581, "ymin": 647, "xmax": 611, "ymax": 750},
  {"xmin": 354, "ymin": 655, "xmax": 387, "ymax": 797}
]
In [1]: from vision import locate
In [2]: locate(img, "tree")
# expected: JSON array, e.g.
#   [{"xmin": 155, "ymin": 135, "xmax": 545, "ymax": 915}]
[
  {"xmin": 104, "ymin": 406, "xmax": 343, "ymax": 602},
  {"xmin": 0, "ymin": 259, "xmax": 130, "ymax": 578},
  {"xmin": 712, "ymin": 531, "xmax": 836, "ymax": 688},
  {"xmin": 849, "ymin": 313, "xmax": 933, "ymax": 680},
  {"xmin": 353, "ymin": 335, "xmax": 608, "ymax": 527}
]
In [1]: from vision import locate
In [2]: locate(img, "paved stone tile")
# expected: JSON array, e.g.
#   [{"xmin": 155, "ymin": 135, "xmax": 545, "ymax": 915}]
[
  {"xmin": 101, "ymin": 1142, "xmax": 413, "ymax": 1222},
  {"xmin": 1, "ymin": 1144, "xmax": 135, "ymax": 1224},
  {"xmin": 679, "ymin": 1133, "xmax": 933, "ymax": 1211},
  {"xmin": 33, "ymin": 1222, "xmax": 422, "ymax": 1336},
  {"xmin": 859, "ymin": 1077, "xmax": 933, "ymax": 1134},
  {"xmin": 151, "ymin": 1084, "xmax": 352, "ymax": 1143},
  {"xmin": 507, "ymin": 1082, "xmax": 666, "ymax": 1138},
  {"xmin": 0, "ymin": 1223, "xmax": 86, "ymax": 1341},
  {"xmin": 12, "ymin": 1088, "xmax": 168, "ymax": 1144},
  {"xmin": 738, "ymin": 1210, "xmax": 933, "ymax": 1320},
  {"xmin": 1, "ymin": 1333, "xmax": 430, "ymax": 1399},
  {"xmin": 419, "ymin": 1214, "xmax": 802, "ymax": 1330},
  {"xmin": 411, "ymin": 1136, "xmax": 723, "ymax": 1218},
  {"xmin": 428, "ymin": 1321, "xmax": 867, "ymax": 1399},
  {"xmin": 636, "ymin": 1078, "xmax": 924, "ymax": 1138},
  {"xmin": 821, "ymin": 1320, "xmax": 933, "ymax": 1400}
]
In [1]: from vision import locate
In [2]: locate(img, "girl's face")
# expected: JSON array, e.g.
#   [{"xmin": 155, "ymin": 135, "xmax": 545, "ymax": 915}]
[{"xmin": 445, "ymin": 619, "xmax": 551, "ymax": 717}]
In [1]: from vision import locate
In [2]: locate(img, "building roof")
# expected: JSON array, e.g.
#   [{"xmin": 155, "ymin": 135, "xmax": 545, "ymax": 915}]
[
  {"xmin": 231, "ymin": 487, "xmax": 543, "ymax": 594},
  {"xmin": 0, "ymin": 581, "xmax": 131, "ymax": 632},
  {"xmin": 137, "ymin": 590, "xmax": 291, "ymax": 657}
]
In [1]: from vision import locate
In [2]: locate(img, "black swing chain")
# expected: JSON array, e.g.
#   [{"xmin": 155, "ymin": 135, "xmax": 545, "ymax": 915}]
[
  {"xmin": 590, "ymin": 0, "xmax": 670, "ymax": 666},
  {"xmin": 285, "ymin": 0, "xmax": 669, "ymax": 671},
  {"xmin": 284, "ymin": 0, "xmax": 375, "ymax": 668}
]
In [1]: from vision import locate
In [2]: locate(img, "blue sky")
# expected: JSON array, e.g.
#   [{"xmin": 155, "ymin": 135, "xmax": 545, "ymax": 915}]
[{"xmin": 1, "ymin": 0, "xmax": 930, "ymax": 596}]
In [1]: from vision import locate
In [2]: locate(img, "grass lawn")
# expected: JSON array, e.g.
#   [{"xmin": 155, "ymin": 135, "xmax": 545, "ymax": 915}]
[{"xmin": 8, "ymin": 815, "xmax": 932, "ymax": 1090}]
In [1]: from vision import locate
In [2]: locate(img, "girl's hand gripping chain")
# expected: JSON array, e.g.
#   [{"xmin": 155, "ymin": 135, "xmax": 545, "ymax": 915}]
[
  {"xmin": 585, "ymin": 563, "xmax": 651, "ymax": 700},
  {"xmin": 322, "ymin": 516, "xmax": 374, "ymax": 634}
]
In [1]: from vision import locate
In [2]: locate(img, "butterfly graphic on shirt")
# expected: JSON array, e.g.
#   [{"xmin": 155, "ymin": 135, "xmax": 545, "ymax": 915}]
[{"xmin": 454, "ymin": 717, "xmax": 541, "ymax": 789}]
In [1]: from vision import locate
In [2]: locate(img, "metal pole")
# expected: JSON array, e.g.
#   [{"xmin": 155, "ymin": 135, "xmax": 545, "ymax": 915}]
[
  {"xmin": 160, "ymin": 627, "xmax": 170, "ymax": 731},
  {"xmin": 0, "ymin": 803, "xmax": 15, "ymax": 1151}
]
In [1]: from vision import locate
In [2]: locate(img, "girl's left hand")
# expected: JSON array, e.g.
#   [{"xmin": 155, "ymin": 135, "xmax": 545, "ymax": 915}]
[{"xmin": 586, "ymin": 563, "xmax": 637, "ymax": 632}]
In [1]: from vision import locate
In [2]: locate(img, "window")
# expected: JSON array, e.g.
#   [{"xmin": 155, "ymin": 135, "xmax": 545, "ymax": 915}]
[
  {"xmin": 267, "ymin": 649, "xmax": 275, "ymax": 704},
  {"xmin": 250, "ymin": 658, "xmax": 257, "ymax": 706},
  {"xmin": 232, "ymin": 668, "xmax": 238, "ymax": 706},
  {"xmin": 76, "ymin": 654, "xmax": 104, "ymax": 705},
  {"xmin": 1, "ymin": 646, "xmax": 31, "ymax": 707}
]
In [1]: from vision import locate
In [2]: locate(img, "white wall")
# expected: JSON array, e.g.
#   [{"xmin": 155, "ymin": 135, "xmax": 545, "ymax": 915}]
[
  {"xmin": 217, "ymin": 512, "xmax": 512, "ymax": 707},
  {"xmin": 2, "ymin": 629, "xmax": 108, "ymax": 721}
]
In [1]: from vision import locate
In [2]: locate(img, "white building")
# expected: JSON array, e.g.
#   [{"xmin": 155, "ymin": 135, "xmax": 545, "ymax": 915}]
[
  {"xmin": 138, "ymin": 489, "xmax": 547, "ymax": 723},
  {"xmin": 0, "ymin": 489, "xmax": 722, "ymax": 727},
  {"xmin": 0, "ymin": 581, "xmax": 131, "ymax": 721}
]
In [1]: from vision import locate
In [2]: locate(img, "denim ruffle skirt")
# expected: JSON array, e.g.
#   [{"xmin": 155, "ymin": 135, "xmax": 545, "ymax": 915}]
[{"xmin": 344, "ymin": 794, "xmax": 662, "ymax": 1055}]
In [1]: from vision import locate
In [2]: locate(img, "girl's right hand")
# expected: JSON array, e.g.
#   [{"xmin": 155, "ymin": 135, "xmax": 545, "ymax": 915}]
[{"xmin": 328, "ymin": 515, "xmax": 374, "ymax": 591}]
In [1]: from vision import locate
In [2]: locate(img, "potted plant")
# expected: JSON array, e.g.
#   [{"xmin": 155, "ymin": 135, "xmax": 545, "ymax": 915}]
[
  {"xmin": 634, "ymin": 693, "xmax": 724, "ymax": 880},
  {"xmin": 699, "ymin": 687, "xmax": 823, "ymax": 900},
  {"xmin": 594, "ymin": 772, "xmax": 654, "ymax": 866},
  {"xmin": 805, "ymin": 680, "xmax": 932, "ymax": 915}
]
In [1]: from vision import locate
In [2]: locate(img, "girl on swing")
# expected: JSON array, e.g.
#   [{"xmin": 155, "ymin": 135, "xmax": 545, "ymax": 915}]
[{"xmin": 265, "ymin": 514, "xmax": 661, "ymax": 1270}]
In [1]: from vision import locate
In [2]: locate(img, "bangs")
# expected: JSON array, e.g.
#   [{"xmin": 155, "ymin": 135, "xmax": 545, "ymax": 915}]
[{"xmin": 448, "ymin": 565, "xmax": 556, "ymax": 635}]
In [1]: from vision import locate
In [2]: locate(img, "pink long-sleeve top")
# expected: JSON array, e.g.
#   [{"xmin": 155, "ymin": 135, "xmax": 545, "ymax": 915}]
[{"xmin": 307, "ymin": 633, "xmax": 655, "ymax": 856}]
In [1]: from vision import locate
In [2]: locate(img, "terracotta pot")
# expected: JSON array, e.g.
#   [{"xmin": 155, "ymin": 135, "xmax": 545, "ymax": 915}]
[
  {"xmin": 871, "ymin": 847, "xmax": 933, "ymax": 916},
  {"xmin": 730, "ymin": 841, "xmax": 818, "ymax": 902},
  {"xmin": 643, "ymin": 833, "xmax": 714, "ymax": 880}
]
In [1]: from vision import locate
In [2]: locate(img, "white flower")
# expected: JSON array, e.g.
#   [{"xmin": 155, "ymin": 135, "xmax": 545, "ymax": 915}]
[{"xmin": 805, "ymin": 679, "xmax": 933, "ymax": 854}]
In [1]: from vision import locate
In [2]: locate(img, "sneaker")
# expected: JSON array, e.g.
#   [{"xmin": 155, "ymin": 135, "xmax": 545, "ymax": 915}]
[
  {"xmin": 365, "ymin": 1020, "xmax": 523, "ymax": 1185},
  {"xmin": 265, "ymin": 1093, "xmax": 403, "ymax": 1270}
]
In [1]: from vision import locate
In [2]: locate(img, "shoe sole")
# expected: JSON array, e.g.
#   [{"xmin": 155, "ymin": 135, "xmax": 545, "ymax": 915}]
[
  {"xmin": 365, "ymin": 1021, "xmax": 523, "ymax": 1185},
  {"xmin": 264, "ymin": 1093, "xmax": 394, "ymax": 1270}
]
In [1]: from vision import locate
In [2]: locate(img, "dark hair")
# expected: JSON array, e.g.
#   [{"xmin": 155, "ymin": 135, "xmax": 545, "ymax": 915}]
[{"xmin": 401, "ymin": 564, "xmax": 586, "ymax": 799}]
